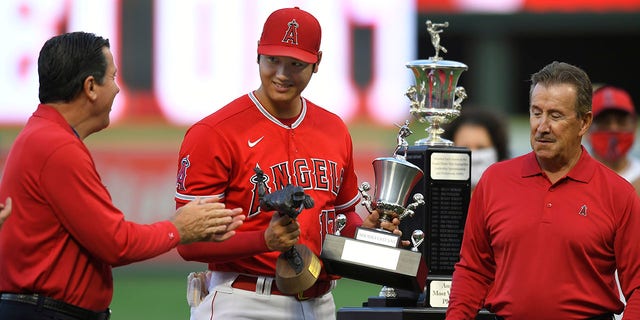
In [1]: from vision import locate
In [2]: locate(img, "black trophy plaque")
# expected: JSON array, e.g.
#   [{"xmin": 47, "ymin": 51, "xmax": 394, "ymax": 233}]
[{"xmin": 400, "ymin": 144, "xmax": 471, "ymax": 308}]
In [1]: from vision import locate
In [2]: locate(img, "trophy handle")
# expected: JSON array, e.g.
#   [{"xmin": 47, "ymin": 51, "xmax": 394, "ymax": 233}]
[
  {"xmin": 358, "ymin": 182, "xmax": 374, "ymax": 213},
  {"xmin": 405, "ymin": 86, "xmax": 421, "ymax": 116},
  {"xmin": 335, "ymin": 214, "xmax": 347, "ymax": 236},
  {"xmin": 411, "ymin": 230, "xmax": 425, "ymax": 252},
  {"xmin": 398, "ymin": 193, "xmax": 425, "ymax": 220},
  {"xmin": 453, "ymin": 87, "xmax": 467, "ymax": 110}
]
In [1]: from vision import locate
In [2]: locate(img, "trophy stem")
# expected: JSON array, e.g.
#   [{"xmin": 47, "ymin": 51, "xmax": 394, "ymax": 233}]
[{"xmin": 415, "ymin": 122, "xmax": 454, "ymax": 146}]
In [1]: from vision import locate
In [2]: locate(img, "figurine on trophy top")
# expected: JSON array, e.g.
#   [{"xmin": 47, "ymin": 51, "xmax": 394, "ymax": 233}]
[
  {"xmin": 406, "ymin": 20, "xmax": 468, "ymax": 146},
  {"xmin": 425, "ymin": 20, "xmax": 448, "ymax": 61},
  {"xmin": 359, "ymin": 121, "xmax": 425, "ymax": 225},
  {"xmin": 393, "ymin": 119, "xmax": 413, "ymax": 160}
]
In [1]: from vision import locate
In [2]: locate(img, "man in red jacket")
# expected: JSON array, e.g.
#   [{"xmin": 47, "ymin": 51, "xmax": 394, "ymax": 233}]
[{"xmin": 0, "ymin": 31, "xmax": 245, "ymax": 320}]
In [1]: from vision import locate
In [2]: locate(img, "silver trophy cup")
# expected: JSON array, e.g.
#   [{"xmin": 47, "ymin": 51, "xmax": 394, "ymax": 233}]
[
  {"xmin": 360, "ymin": 124, "xmax": 426, "ymax": 300},
  {"xmin": 405, "ymin": 20, "xmax": 468, "ymax": 146},
  {"xmin": 360, "ymin": 121, "xmax": 425, "ymax": 224}
]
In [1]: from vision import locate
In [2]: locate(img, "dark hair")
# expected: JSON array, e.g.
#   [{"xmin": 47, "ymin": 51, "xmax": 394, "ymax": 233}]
[
  {"xmin": 442, "ymin": 108, "xmax": 510, "ymax": 161},
  {"xmin": 530, "ymin": 61, "xmax": 592, "ymax": 118},
  {"xmin": 38, "ymin": 32, "xmax": 110, "ymax": 103}
]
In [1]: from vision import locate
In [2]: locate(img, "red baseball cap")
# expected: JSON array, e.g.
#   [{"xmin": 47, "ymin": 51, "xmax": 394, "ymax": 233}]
[
  {"xmin": 257, "ymin": 7, "xmax": 321, "ymax": 64},
  {"xmin": 592, "ymin": 86, "xmax": 636, "ymax": 117}
]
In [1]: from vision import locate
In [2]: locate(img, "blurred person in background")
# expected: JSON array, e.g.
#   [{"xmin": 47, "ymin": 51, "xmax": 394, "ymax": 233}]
[
  {"xmin": 442, "ymin": 107, "xmax": 510, "ymax": 192},
  {"xmin": 588, "ymin": 85, "xmax": 640, "ymax": 196},
  {"xmin": 446, "ymin": 61, "xmax": 640, "ymax": 319},
  {"xmin": 0, "ymin": 31, "xmax": 245, "ymax": 320},
  {"xmin": 587, "ymin": 85, "xmax": 639, "ymax": 320}
]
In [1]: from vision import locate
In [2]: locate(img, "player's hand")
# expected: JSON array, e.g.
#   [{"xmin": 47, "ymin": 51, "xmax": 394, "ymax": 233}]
[
  {"xmin": 0, "ymin": 197, "xmax": 11, "ymax": 230},
  {"xmin": 264, "ymin": 213, "xmax": 300, "ymax": 252},
  {"xmin": 361, "ymin": 210, "xmax": 410, "ymax": 247},
  {"xmin": 172, "ymin": 197, "xmax": 245, "ymax": 244}
]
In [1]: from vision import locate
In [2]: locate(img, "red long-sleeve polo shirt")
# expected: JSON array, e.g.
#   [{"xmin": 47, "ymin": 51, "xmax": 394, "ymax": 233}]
[{"xmin": 0, "ymin": 105, "xmax": 180, "ymax": 311}]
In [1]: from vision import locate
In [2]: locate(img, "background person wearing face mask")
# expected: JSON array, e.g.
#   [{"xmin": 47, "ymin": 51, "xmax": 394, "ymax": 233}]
[
  {"xmin": 442, "ymin": 108, "xmax": 510, "ymax": 191},
  {"xmin": 587, "ymin": 85, "xmax": 639, "ymax": 320},
  {"xmin": 588, "ymin": 85, "xmax": 640, "ymax": 196}
]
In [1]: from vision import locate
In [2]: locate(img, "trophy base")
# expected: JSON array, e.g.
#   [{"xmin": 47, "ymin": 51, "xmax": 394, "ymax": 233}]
[
  {"xmin": 321, "ymin": 234, "xmax": 427, "ymax": 292},
  {"xmin": 337, "ymin": 306, "xmax": 495, "ymax": 320},
  {"xmin": 367, "ymin": 295, "xmax": 421, "ymax": 308},
  {"xmin": 275, "ymin": 244, "xmax": 321, "ymax": 294}
]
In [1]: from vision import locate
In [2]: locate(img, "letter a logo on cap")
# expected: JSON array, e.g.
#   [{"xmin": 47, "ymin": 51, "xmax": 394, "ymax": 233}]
[
  {"xmin": 257, "ymin": 7, "xmax": 321, "ymax": 63},
  {"xmin": 282, "ymin": 19, "xmax": 299, "ymax": 45}
]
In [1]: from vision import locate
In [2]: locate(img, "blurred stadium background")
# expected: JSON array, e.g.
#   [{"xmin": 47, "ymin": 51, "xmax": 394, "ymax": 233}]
[{"xmin": 1, "ymin": 0, "xmax": 639, "ymax": 319}]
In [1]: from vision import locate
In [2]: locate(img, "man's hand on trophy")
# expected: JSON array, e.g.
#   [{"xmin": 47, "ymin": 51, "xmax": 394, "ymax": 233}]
[
  {"xmin": 264, "ymin": 213, "xmax": 301, "ymax": 252},
  {"xmin": 362, "ymin": 210, "xmax": 411, "ymax": 247},
  {"xmin": 361, "ymin": 209, "xmax": 398, "ymax": 231}
]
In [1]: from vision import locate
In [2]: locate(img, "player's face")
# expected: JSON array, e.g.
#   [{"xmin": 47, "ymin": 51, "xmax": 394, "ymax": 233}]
[
  {"xmin": 91, "ymin": 47, "xmax": 120, "ymax": 132},
  {"xmin": 257, "ymin": 55, "xmax": 318, "ymax": 111},
  {"xmin": 529, "ymin": 83, "xmax": 591, "ymax": 169}
]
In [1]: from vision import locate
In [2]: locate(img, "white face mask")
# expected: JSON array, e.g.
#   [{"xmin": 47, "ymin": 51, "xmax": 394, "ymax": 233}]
[{"xmin": 471, "ymin": 147, "xmax": 498, "ymax": 187}]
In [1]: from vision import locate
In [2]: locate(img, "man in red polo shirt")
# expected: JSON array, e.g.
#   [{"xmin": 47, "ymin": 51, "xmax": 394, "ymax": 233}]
[
  {"xmin": 0, "ymin": 32, "xmax": 245, "ymax": 320},
  {"xmin": 447, "ymin": 62, "xmax": 640, "ymax": 319}
]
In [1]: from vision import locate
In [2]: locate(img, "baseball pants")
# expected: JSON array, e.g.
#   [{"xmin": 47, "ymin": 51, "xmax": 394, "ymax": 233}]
[{"xmin": 189, "ymin": 271, "xmax": 336, "ymax": 320}]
